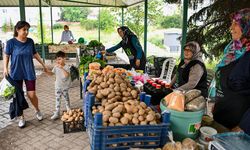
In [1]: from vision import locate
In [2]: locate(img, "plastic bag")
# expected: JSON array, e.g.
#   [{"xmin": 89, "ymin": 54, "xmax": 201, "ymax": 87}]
[
  {"xmin": 184, "ymin": 89, "xmax": 201, "ymax": 104},
  {"xmin": 0, "ymin": 78, "xmax": 15, "ymax": 101},
  {"xmin": 165, "ymin": 91, "xmax": 185, "ymax": 112},
  {"xmin": 185, "ymin": 96, "xmax": 206, "ymax": 111},
  {"xmin": 163, "ymin": 131, "xmax": 182, "ymax": 150},
  {"xmin": 70, "ymin": 65, "xmax": 79, "ymax": 81}
]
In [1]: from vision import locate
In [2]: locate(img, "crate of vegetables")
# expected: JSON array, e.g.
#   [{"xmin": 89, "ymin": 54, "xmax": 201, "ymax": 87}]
[
  {"xmin": 86, "ymin": 92, "xmax": 170, "ymax": 150},
  {"xmin": 61, "ymin": 108, "xmax": 86, "ymax": 133}
]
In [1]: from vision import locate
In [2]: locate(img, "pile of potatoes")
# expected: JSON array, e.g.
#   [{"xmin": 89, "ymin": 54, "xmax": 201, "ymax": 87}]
[
  {"xmin": 87, "ymin": 73, "xmax": 139, "ymax": 102},
  {"xmin": 92, "ymin": 100, "xmax": 161, "ymax": 126},
  {"xmin": 61, "ymin": 108, "xmax": 84, "ymax": 122}
]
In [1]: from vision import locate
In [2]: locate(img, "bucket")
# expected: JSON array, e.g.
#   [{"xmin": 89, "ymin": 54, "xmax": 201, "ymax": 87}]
[{"xmin": 160, "ymin": 99, "xmax": 204, "ymax": 141}]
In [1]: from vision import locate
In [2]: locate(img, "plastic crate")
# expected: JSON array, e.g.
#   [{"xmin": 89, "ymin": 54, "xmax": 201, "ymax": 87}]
[
  {"xmin": 86, "ymin": 92, "xmax": 170, "ymax": 150},
  {"xmin": 62, "ymin": 109, "xmax": 86, "ymax": 134}
]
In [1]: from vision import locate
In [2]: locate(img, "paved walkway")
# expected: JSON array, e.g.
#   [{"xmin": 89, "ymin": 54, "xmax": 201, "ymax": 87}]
[{"xmin": 0, "ymin": 60, "xmax": 91, "ymax": 150}]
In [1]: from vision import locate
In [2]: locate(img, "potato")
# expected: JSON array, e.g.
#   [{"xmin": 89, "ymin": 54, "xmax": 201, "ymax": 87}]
[
  {"xmin": 104, "ymin": 76, "xmax": 109, "ymax": 82},
  {"xmin": 124, "ymin": 113, "xmax": 132, "ymax": 121},
  {"xmin": 100, "ymin": 89, "xmax": 109, "ymax": 97},
  {"xmin": 140, "ymin": 102, "xmax": 147, "ymax": 109},
  {"xmin": 114, "ymin": 96, "xmax": 122, "ymax": 101},
  {"xmin": 97, "ymin": 85, "xmax": 102, "ymax": 90},
  {"xmin": 96, "ymin": 76, "xmax": 103, "ymax": 84},
  {"xmin": 68, "ymin": 117, "xmax": 74, "ymax": 122},
  {"xmin": 103, "ymin": 110, "xmax": 112, "ymax": 116},
  {"xmin": 132, "ymin": 117, "xmax": 139, "ymax": 125},
  {"xmin": 138, "ymin": 109, "xmax": 145, "ymax": 116},
  {"xmin": 149, "ymin": 121, "xmax": 157, "ymax": 125},
  {"xmin": 138, "ymin": 115, "xmax": 144, "ymax": 121},
  {"xmin": 109, "ymin": 123, "xmax": 115, "ymax": 126},
  {"xmin": 88, "ymin": 86, "xmax": 98, "ymax": 94},
  {"xmin": 112, "ymin": 105, "xmax": 123, "ymax": 113},
  {"xmin": 133, "ymin": 113, "xmax": 139, "ymax": 118},
  {"xmin": 109, "ymin": 117, "xmax": 119, "ymax": 124},
  {"xmin": 140, "ymin": 121, "xmax": 147, "ymax": 125},
  {"xmin": 148, "ymin": 111, "xmax": 156, "ymax": 115},
  {"xmin": 105, "ymin": 103, "xmax": 115, "ymax": 111},
  {"xmin": 120, "ymin": 117, "xmax": 129, "ymax": 125},
  {"xmin": 131, "ymin": 90, "xmax": 138, "ymax": 99},
  {"xmin": 92, "ymin": 106, "xmax": 97, "ymax": 110},
  {"xmin": 120, "ymin": 83, "xmax": 127, "ymax": 88},
  {"xmin": 97, "ymin": 106, "xmax": 104, "ymax": 110},
  {"xmin": 115, "ymin": 92, "xmax": 121, "ymax": 96},
  {"xmin": 120, "ymin": 87, "xmax": 127, "ymax": 92},
  {"xmin": 124, "ymin": 104, "xmax": 132, "ymax": 113},
  {"xmin": 146, "ymin": 114, "xmax": 155, "ymax": 122},
  {"xmin": 115, "ymin": 122, "xmax": 123, "ymax": 126},
  {"xmin": 155, "ymin": 113, "xmax": 161, "ymax": 119},
  {"xmin": 112, "ymin": 112, "xmax": 121, "ymax": 118},
  {"xmin": 102, "ymin": 99, "xmax": 108, "ymax": 106},
  {"xmin": 100, "ymin": 82, "xmax": 109, "ymax": 88},
  {"xmin": 109, "ymin": 84, "xmax": 115, "ymax": 89},
  {"xmin": 108, "ymin": 78, "xmax": 115, "ymax": 84},
  {"xmin": 92, "ymin": 109, "xmax": 99, "ymax": 115},
  {"xmin": 132, "ymin": 107, "xmax": 139, "ymax": 113},
  {"xmin": 122, "ymin": 97, "xmax": 128, "ymax": 102},
  {"xmin": 103, "ymin": 122, "xmax": 108, "ymax": 127},
  {"xmin": 96, "ymin": 92, "xmax": 103, "ymax": 99},
  {"xmin": 109, "ymin": 73, "xmax": 115, "ymax": 78},
  {"xmin": 103, "ymin": 115, "xmax": 110, "ymax": 122},
  {"xmin": 108, "ymin": 92, "xmax": 116, "ymax": 99},
  {"xmin": 127, "ymin": 88, "xmax": 132, "ymax": 92},
  {"xmin": 114, "ymin": 86, "xmax": 120, "ymax": 92}
]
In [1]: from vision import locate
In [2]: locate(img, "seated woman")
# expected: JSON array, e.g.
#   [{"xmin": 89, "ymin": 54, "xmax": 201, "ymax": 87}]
[
  {"xmin": 213, "ymin": 8, "xmax": 250, "ymax": 135},
  {"xmin": 170, "ymin": 41, "xmax": 208, "ymax": 97}
]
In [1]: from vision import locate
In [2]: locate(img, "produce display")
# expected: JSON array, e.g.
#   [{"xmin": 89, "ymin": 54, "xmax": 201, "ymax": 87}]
[
  {"xmin": 87, "ymin": 69, "xmax": 161, "ymax": 126},
  {"xmin": 61, "ymin": 108, "xmax": 84, "ymax": 122}
]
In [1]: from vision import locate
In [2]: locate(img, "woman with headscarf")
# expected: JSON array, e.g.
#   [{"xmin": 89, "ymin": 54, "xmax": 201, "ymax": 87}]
[
  {"xmin": 170, "ymin": 41, "xmax": 208, "ymax": 97},
  {"xmin": 106, "ymin": 26, "xmax": 146, "ymax": 71},
  {"xmin": 213, "ymin": 8, "xmax": 250, "ymax": 134}
]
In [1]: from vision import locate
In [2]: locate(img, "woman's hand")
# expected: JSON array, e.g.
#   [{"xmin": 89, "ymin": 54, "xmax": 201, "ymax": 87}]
[
  {"xmin": 3, "ymin": 68, "xmax": 9, "ymax": 77},
  {"xmin": 136, "ymin": 59, "xmax": 140, "ymax": 68}
]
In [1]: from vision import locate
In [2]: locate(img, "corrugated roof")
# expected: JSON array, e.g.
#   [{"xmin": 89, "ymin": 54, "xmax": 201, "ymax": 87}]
[{"xmin": 0, "ymin": 0, "xmax": 145, "ymax": 7}]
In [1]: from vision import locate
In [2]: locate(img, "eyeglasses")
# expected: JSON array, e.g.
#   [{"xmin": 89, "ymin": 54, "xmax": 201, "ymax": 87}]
[{"xmin": 184, "ymin": 48, "xmax": 192, "ymax": 51}]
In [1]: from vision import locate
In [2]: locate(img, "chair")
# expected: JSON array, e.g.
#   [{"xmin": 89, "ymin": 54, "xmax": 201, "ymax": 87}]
[{"xmin": 159, "ymin": 57, "xmax": 176, "ymax": 84}]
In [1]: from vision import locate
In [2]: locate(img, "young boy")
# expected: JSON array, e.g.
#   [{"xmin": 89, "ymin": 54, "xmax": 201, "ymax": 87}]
[{"xmin": 49, "ymin": 51, "xmax": 71, "ymax": 120}]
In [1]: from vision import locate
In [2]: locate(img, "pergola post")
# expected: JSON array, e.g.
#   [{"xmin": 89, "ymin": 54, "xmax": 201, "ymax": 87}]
[
  {"xmin": 144, "ymin": 0, "xmax": 148, "ymax": 56},
  {"xmin": 98, "ymin": 8, "xmax": 101, "ymax": 42},
  {"xmin": 39, "ymin": 0, "xmax": 45, "ymax": 62},
  {"xmin": 19, "ymin": 0, "xmax": 26, "ymax": 21},
  {"xmin": 121, "ymin": 7, "xmax": 124, "ymax": 26},
  {"xmin": 50, "ymin": 5, "xmax": 54, "ymax": 44},
  {"xmin": 181, "ymin": 0, "xmax": 188, "ymax": 59}
]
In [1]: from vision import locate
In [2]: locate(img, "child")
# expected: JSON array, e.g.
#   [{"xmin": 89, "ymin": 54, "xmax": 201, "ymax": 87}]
[{"xmin": 49, "ymin": 51, "xmax": 71, "ymax": 120}]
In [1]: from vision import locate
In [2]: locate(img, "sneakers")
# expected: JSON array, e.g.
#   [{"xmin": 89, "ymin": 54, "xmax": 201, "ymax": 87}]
[
  {"xmin": 51, "ymin": 112, "xmax": 60, "ymax": 120},
  {"xmin": 18, "ymin": 118, "xmax": 26, "ymax": 128},
  {"xmin": 36, "ymin": 111, "xmax": 43, "ymax": 121}
]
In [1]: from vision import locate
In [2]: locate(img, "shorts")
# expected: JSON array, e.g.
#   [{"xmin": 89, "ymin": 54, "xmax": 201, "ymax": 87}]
[{"xmin": 16, "ymin": 80, "xmax": 36, "ymax": 91}]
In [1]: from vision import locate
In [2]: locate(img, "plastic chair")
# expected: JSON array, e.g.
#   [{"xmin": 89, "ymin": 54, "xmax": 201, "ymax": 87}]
[{"xmin": 159, "ymin": 57, "xmax": 176, "ymax": 84}]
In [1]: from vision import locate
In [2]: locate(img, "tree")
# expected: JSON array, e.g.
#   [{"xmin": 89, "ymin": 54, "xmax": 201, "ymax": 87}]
[
  {"xmin": 160, "ymin": 14, "xmax": 182, "ymax": 28},
  {"xmin": 100, "ymin": 9, "xmax": 117, "ymax": 32},
  {"xmin": 113, "ymin": 0, "xmax": 164, "ymax": 39},
  {"xmin": 37, "ymin": 21, "xmax": 51, "ymax": 43},
  {"xmin": 60, "ymin": 7, "xmax": 90, "ymax": 22},
  {"xmin": 164, "ymin": 0, "xmax": 250, "ymax": 58}
]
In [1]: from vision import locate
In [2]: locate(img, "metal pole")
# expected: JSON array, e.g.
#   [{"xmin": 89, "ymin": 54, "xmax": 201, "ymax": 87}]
[
  {"xmin": 181, "ymin": 0, "xmax": 188, "ymax": 59},
  {"xmin": 144, "ymin": 0, "xmax": 148, "ymax": 56},
  {"xmin": 121, "ymin": 7, "xmax": 124, "ymax": 26},
  {"xmin": 98, "ymin": 8, "xmax": 101, "ymax": 42},
  {"xmin": 50, "ymin": 5, "xmax": 54, "ymax": 44},
  {"xmin": 19, "ymin": 0, "xmax": 26, "ymax": 21},
  {"xmin": 39, "ymin": 0, "xmax": 45, "ymax": 63}
]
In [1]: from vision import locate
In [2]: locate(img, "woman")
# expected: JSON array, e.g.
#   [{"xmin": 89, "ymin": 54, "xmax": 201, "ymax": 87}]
[
  {"xmin": 106, "ymin": 26, "xmax": 146, "ymax": 71},
  {"xmin": 4, "ymin": 21, "xmax": 50, "ymax": 128},
  {"xmin": 170, "ymin": 41, "xmax": 208, "ymax": 97},
  {"xmin": 213, "ymin": 9, "xmax": 250, "ymax": 134},
  {"xmin": 59, "ymin": 25, "xmax": 75, "ymax": 44}
]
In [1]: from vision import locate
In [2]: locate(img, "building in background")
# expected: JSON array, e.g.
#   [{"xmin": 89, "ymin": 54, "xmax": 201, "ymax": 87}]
[{"xmin": 164, "ymin": 28, "xmax": 181, "ymax": 55}]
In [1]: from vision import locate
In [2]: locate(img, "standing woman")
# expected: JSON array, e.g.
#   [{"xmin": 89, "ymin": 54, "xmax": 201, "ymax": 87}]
[
  {"xmin": 213, "ymin": 9, "xmax": 250, "ymax": 134},
  {"xmin": 3, "ymin": 21, "xmax": 49, "ymax": 128},
  {"xmin": 59, "ymin": 25, "xmax": 75, "ymax": 44},
  {"xmin": 106, "ymin": 26, "xmax": 146, "ymax": 71}
]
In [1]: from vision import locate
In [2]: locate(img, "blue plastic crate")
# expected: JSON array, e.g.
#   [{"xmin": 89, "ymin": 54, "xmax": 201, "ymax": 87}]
[{"xmin": 86, "ymin": 92, "xmax": 170, "ymax": 150}]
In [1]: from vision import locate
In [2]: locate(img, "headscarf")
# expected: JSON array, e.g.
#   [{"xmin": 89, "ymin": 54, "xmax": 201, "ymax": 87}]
[
  {"xmin": 184, "ymin": 41, "xmax": 203, "ymax": 63},
  {"xmin": 217, "ymin": 8, "xmax": 250, "ymax": 69},
  {"xmin": 117, "ymin": 26, "xmax": 136, "ymax": 45}
]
